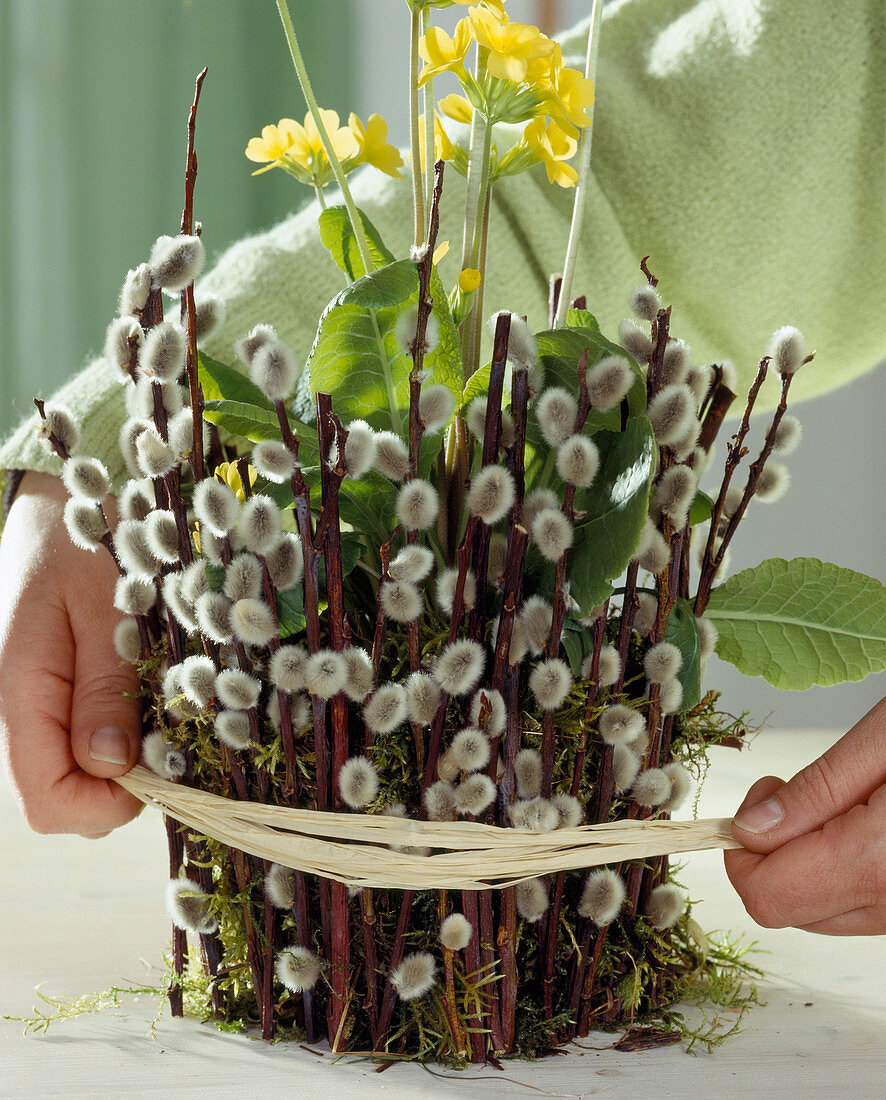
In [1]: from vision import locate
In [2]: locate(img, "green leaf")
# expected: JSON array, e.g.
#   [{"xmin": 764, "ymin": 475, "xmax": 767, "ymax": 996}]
[
  {"xmin": 276, "ymin": 587, "xmax": 306, "ymax": 640},
  {"xmin": 307, "ymin": 259, "xmax": 462, "ymax": 435},
  {"xmin": 706, "ymin": 557, "xmax": 886, "ymax": 690},
  {"xmin": 198, "ymin": 352, "xmax": 273, "ymax": 410},
  {"xmin": 338, "ymin": 472, "xmax": 399, "ymax": 551},
  {"xmin": 689, "ymin": 490, "xmax": 714, "ymax": 527},
  {"xmin": 535, "ymin": 328, "xmax": 647, "ymax": 424},
  {"xmin": 460, "ymin": 362, "xmax": 492, "ymax": 411},
  {"xmin": 565, "ymin": 308, "xmax": 600, "ymax": 332},
  {"xmin": 567, "ymin": 419, "xmax": 657, "ymax": 614},
  {"xmin": 663, "ymin": 598, "xmax": 702, "ymax": 712},
  {"xmin": 318, "ymin": 205, "xmax": 395, "ymax": 282},
  {"xmin": 561, "ymin": 626, "xmax": 586, "ymax": 678}
]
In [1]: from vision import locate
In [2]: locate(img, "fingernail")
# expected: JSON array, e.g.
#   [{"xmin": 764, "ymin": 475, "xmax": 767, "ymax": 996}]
[
  {"xmin": 90, "ymin": 725, "xmax": 131, "ymax": 766},
  {"xmin": 734, "ymin": 796, "xmax": 784, "ymax": 834}
]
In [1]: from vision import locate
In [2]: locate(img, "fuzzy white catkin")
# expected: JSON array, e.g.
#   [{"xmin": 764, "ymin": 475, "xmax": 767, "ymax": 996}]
[
  {"xmin": 142, "ymin": 321, "xmax": 186, "ymax": 382},
  {"xmin": 303, "ymin": 649, "xmax": 347, "ymax": 699},
  {"xmin": 659, "ymin": 677, "xmax": 684, "ymax": 716},
  {"xmin": 235, "ymin": 323, "xmax": 276, "ymax": 365},
  {"xmin": 64, "ymin": 500, "xmax": 108, "ymax": 551},
  {"xmin": 166, "ymin": 408, "xmax": 199, "ymax": 459},
  {"xmin": 215, "ymin": 709, "xmax": 252, "ymax": 750},
  {"xmin": 141, "ymin": 730, "xmax": 185, "ymax": 780},
  {"xmin": 104, "ymin": 316, "xmax": 141, "ymax": 376},
  {"xmin": 276, "ymin": 946, "xmax": 323, "ymax": 993},
  {"xmin": 470, "ymin": 688, "xmax": 506, "ymax": 737},
  {"xmin": 114, "ymin": 519, "xmax": 159, "ymax": 576},
  {"xmin": 418, "ymin": 384, "xmax": 455, "ymax": 431},
  {"xmin": 773, "ymin": 414, "xmax": 803, "ymax": 455},
  {"xmin": 119, "ymin": 479, "xmax": 153, "ymax": 522},
  {"xmin": 231, "ymin": 598, "xmax": 277, "ymax": 647},
  {"xmin": 633, "ymin": 592, "xmax": 658, "ymax": 637},
  {"xmin": 216, "ymin": 668, "xmax": 261, "ymax": 710},
  {"xmin": 579, "ymin": 868, "xmax": 626, "ymax": 925},
  {"xmin": 113, "ymin": 618, "xmax": 142, "ymax": 663},
  {"xmin": 391, "ymin": 952, "xmax": 436, "ymax": 1002},
  {"xmin": 557, "ymin": 434, "xmax": 599, "ymax": 488},
  {"xmin": 619, "ymin": 318, "xmax": 653, "ymax": 363},
  {"xmin": 660, "ymin": 339, "xmax": 692, "ymax": 387},
  {"xmin": 645, "ymin": 884, "xmax": 686, "ymax": 929},
  {"xmin": 165, "ymin": 877, "xmax": 217, "ymax": 934},
  {"xmin": 522, "ymin": 488, "xmax": 559, "ymax": 534},
  {"xmin": 406, "ymin": 672, "xmax": 442, "ymax": 725},
  {"xmin": 685, "ymin": 363, "xmax": 713, "ymax": 405},
  {"xmin": 535, "ymin": 387, "xmax": 577, "ymax": 447},
  {"xmin": 252, "ymin": 440, "xmax": 296, "ymax": 483},
  {"xmin": 634, "ymin": 521, "xmax": 670, "ymax": 576},
  {"xmin": 643, "ymin": 642, "xmax": 683, "ymax": 684},
  {"xmin": 113, "ymin": 574, "xmax": 156, "ymax": 617},
  {"xmin": 180, "ymin": 559, "xmax": 209, "ymax": 606},
  {"xmin": 180, "ymin": 656, "xmax": 217, "ymax": 708},
  {"xmin": 514, "ymin": 748, "xmax": 543, "ymax": 798},
  {"xmin": 646, "ymin": 384, "xmax": 696, "ymax": 446},
  {"xmin": 195, "ymin": 592, "xmax": 233, "ymax": 644},
  {"xmin": 264, "ymin": 534, "xmax": 304, "ymax": 591},
  {"xmin": 435, "ymin": 568, "xmax": 476, "ymax": 616},
  {"xmin": 433, "ymin": 639, "xmax": 485, "ymax": 696},
  {"xmin": 389, "ymin": 545, "xmax": 434, "ymax": 583},
  {"xmin": 654, "ymin": 465, "xmax": 697, "ymax": 526},
  {"xmin": 37, "ymin": 403, "xmax": 81, "ymax": 455},
  {"xmin": 237, "ymin": 495, "xmax": 281, "ymax": 555},
  {"xmin": 145, "ymin": 511, "xmax": 181, "ymax": 564},
  {"xmin": 467, "ymin": 465, "xmax": 515, "ymax": 525},
  {"xmin": 194, "ymin": 295, "xmax": 225, "ymax": 341},
  {"xmin": 661, "ymin": 762, "xmax": 693, "ymax": 812},
  {"xmin": 612, "ymin": 744, "xmax": 641, "ymax": 793},
  {"xmin": 454, "ymin": 773, "xmax": 497, "ymax": 816},
  {"xmin": 449, "ymin": 727, "xmax": 490, "ymax": 772},
  {"xmin": 364, "ymin": 682, "xmax": 408, "ymax": 734},
  {"xmin": 135, "ymin": 428, "xmax": 176, "ymax": 479},
  {"xmin": 396, "ymin": 480, "xmax": 438, "ymax": 531},
  {"xmin": 163, "ymin": 573, "xmax": 198, "ymax": 633},
  {"xmin": 629, "ymin": 283, "xmax": 661, "ymax": 322},
  {"xmin": 586, "ymin": 355, "xmax": 634, "ymax": 411},
  {"xmin": 583, "ymin": 644, "xmax": 621, "ymax": 687},
  {"xmin": 265, "ymin": 864, "xmax": 296, "ymax": 910},
  {"xmin": 62, "ymin": 456, "xmax": 110, "ymax": 502},
  {"xmin": 396, "ymin": 305, "xmax": 439, "ymax": 356},
  {"xmin": 249, "ymin": 338, "xmax": 300, "ymax": 401},
  {"xmin": 768, "ymin": 326, "xmax": 807, "ymax": 375},
  {"xmin": 118, "ymin": 419, "xmax": 149, "ymax": 479},
  {"xmin": 380, "ymin": 579, "xmax": 423, "ymax": 623},
  {"xmin": 373, "ymin": 431, "xmax": 409, "ymax": 480},
  {"xmin": 440, "ymin": 913, "xmax": 472, "ymax": 952},
  {"xmin": 338, "ymin": 756, "xmax": 379, "ymax": 809},
  {"xmin": 343, "ymin": 420, "xmax": 376, "ymax": 478},
  {"xmin": 754, "ymin": 461, "xmax": 791, "ymax": 502},
  {"xmin": 515, "ymin": 878, "xmax": 549, "ymax": 923},
  {"xmin": 149, "ymin": 234, "xmax": 205, "ymax": 292},
  {"xmin": 529, "ymin": 659, "xmax": 572, "ymax": 711},
  {"xmin": 342, "ymin": 647, "xmax": 374, "ymax": 702},
  {"xmin": 531, "ymin": 508, "xmax": 574, "ymax": 562},
  {"xmin": 266, "ymin": 692, "xmax": 310, "ymax": 733},
  {"xmin": 489, "ymin": 311, "xmax": 537, "ymax": 369},
  {"xmin": 631, "ymin": 768, "xmax": 672, "ymax": 808},
  {"xmin": 696, "ymin": 616, "xmax": 718, "ymax": 660},
  {"xmin": 599, "ymin": 704, "xmax": 646, "ymax": 746},
  {"xmin": 486, "ymin": 533, "xmax": 508, "ymax": 584},
  {"xmin": 519, "ymin": 595, "xmax": 553, "ymax": 655},
  {"xmin": 548, "ymin": 792, "xmax": 581, "ymax": 829},
  {"xmin": 268, "ymin": 645, "xmax": 308, "ymax": 692},
  {"xmin": 119, "ymin": 263, "xmax": 152, "ymax": 315},
  {"xmin": 424, "ymin": 780, "xmax": 456, "ymax": 821},
  {"xmin": 223, "ymin": 554, "xmax": 263, "ymax": 603}
]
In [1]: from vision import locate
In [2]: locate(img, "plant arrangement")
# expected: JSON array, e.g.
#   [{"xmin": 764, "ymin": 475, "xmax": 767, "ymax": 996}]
[{"xmin": 30, "ymin": 0, "xmax": 886, "ymax": 1065}]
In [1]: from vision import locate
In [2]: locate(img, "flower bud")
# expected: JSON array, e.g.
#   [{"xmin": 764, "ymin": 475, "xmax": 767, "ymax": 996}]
[
  {"xmin": 519, "ymin": 595, "xmax": 552, "ymax": 655},
  {"xmin": 104, "ymin": 317, "xmax": 142, "ymax": 378},
  {"xmin": 342, "ymin": 647, "xmax": 374, "ymax": 702},
  {"xmin": 435, "ymin": 567, "xmax": 476, "ymax": 616},
  {"xmin": 264, "ymin": 534, "xmax": 304, "ymax": 591},
  {"xmin": 142, "ymin": 321, "xmax": 187, "ymax": 383},
  {"xmin": 113, "ymin": 618, "xmax": 142, "ymax": 663},
  {"xmin": 612, "ymin": 744, "xmax": 641, "ymax": 793},
  {"xmin": 418, "ymin": 384, "xmax": 455, "ymax": 431},
  {"xmin": 531, "ymin": 507, "xmax": 574, "ymax": 562},
  {"xmin": 149, "ymin": 234, "xmax": 206, "ymax": 292},
  {"xmin": 235, "ymin": 323, "xmax": 276, "ymax": 366},
  {"xmin": 586, "ymin": 355, "xmax": 634, "ymax": 412},
  {"xmin": 654, "ymin": 465, "xmax": 697, "ymax": 527},
  {"xmin": 646, "ymin": 384, "xmax": 697, "ymax": 446},
  {"xmin": 469, "ymin": 688, "xmax": 506, "ymax": 737},
  {"xmin": 529, "ymin": 658, "xmax": 572, "ymax": 710},
  {"xmin": 424, "ymin": 779, "xmax": 456, "ymax": 821},
  {"xmin": 224, "ymin": 553, "xmax": 263, "ymax": 603},
  {"xmin": 767, "ymin": 325, "xmax": 807, "ymax": 375},
  {"xmin": 136, "ymin": 427, "xmax": 176, "ymax": 479},
  {"xmin": 578, "ymin": 868, "xmax": 625, "ymax": 925},
  {"xmin": 373, "ymin": 431, "xmax": 409, "ymax": 480},
  {"xmin": 661, "ymin": 761, "xmax": 693, "ymax": 812},
  {"xmin": 449, "ymin": 726, "xmax": 490, "ymax": 772},
  {"xmin": 631, "ymin": 767, "xmax": 672, "ymax": 808},
  {"xmin": 62, "ymin": 456, "xmax": 110, "ymax": 502},
  {"xmin": 114, "ymin": 574, "xmax": 156, "ymax": 617},
  {"xmin": 380, "ymin": 579, "xmax": 423, "ymax": 623},
  {"xmin": 406, "ymin": 672, "xmax": 442, "ymax": 725},
  {"xmin": 37, "ymin": 403, "xmax": 81, "ymax": 455},
  {"xmin": 180, "ymin": 655, "xmax": 218, "ymax": 708},
  {"xmin": 165, "ymin": 877, "xmax": 217, "ymax": 934},
  {"xmin": 454, "ymin": 773, "xmax": 496, "ymax": 816},
  {"xmin": 535, "ymin": 386, "xmax": 577, "ymax": 447},
  {"xmin": 440, "ymin": 913, "xmax": 472, "ymax": 952},
  {"xmin": 396, "ymin": 480, "xmax": 438, "ymax": 531},
  {"xmin": 275, "ymin": 945, "xmax": 323, "ymax": 993},
  {"xmin": 303, "ymin": 649, "xmax": 347, "ymax": 699},
  {"xmin": 628, "ymin": 284, "xmax": 661, "ymax": 322},
  {"xmin": 265, "ymin": 864, "xmax": 296, "ymax": 910},
  {"xmin": 268, "ymin": 646, "xmax": 308, "ymax": 693},
  {"xmin": 643, "ymin": 641, "xmax": 682, "ymax": 684},
  {"xmin": 216, "ymin": 668, "xmax": 261, "ymax": 710},
  {"xmin": 467, "ymin": 465, "xmax": 515, "ymax": 525},
  {"xmin": 252, "ymin": 440, "xmax": 296, "ymax": 483},
  {"xmin": 231, "ymin": 597, "xmax": 276, "ymax": 646},
  {"xmin": 338, "ymin": 756, "xmax": 379, "ymax": 809},
  {"xmin": 515, "ymin": 878, "xmax": 549, "ymax": 922},
  {"xmin": 660, "ymin": 339, "xmax": 691, "ymax": 387},
  {"xmin": 391, "ymin": 952, "xmax": 436, "ymax": 1002},
  {"xmin": 194, "ymin": 295, "xmax": 225, "ymax": 341},
  {"xmin": 250, "ymin": 338, "xmax": 300, "ymax": 401},
  {"xmin": 772, "ymin": 414, "xmax": 802, "ymax": 455},
  {"xmin": 389, "ymin": 545, "xmax": 434, "ymax": 583},
  {"xmin": 433, "ymin": 639, "xmax": 485, "ymax": 696},
  {"xmin": 215, "ymin": 709, "xmax": 252, "ymax": 750},
  {"xmin": 114, "ymin": 519, "xmax": 159, "ymax": 576},
  {"xmin": 237, "ymin": 495, "xmax": 282, "ymax": 555},
  {"xmin": 118, "ymin": 264, "xmax": 152, "ymax": 316},
  {"xmin": 645, "ymin": 883, "xmax": 686, "ymax": 929},
  {"xmin": 195, "ymin": 591, "xmax": 234, "ymax": 643},
  {"xmin": 514, "ymin": 748, "xmax": 543, "ymax": 798},
  {"xmin": 363, "ymin": 682, "xmax": 408, "ymax": 733},
  {"xmin": 144, "ymin": 510, "xmax": 181, "ymax": 564},
  {"xmin": 343, "ymin": 420, "xmax": 376, "ymax": 478},
  {"xmin": 599, "ymin": 704, "xmax": 645, "ymax": 746},
  {"xmin": 619, "ymin": 318, "xmax": 653, "ymax": 364}
]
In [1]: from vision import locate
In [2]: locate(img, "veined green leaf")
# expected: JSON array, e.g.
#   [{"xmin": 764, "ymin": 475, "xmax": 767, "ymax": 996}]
[
  {"xmin": 689, "ymin": 490, "xmax": 714, "ymax": 527},
  {"xmin": 535, "ymin": 328, "xmax": 647, "ymax": 424},
  {"xmin": 567, "ymin": 419, "xmax": 657, "ymax": 614},
  {"xmin": 318, "ymin": 205, "xmax": 395, "ymax": 282},
  {"xmin": 277, "ymin": 587, "xmax": 306, "ymax": 639},
  {"xmin": 706, "ymin": 557, "xmax": 886, "ymax": 690},
  {"xmin": 198, "ymin": 352, "xmax": 273, "ymax": 410},
  {"xmin": 565, "ymin": 308, "xmax": 600, "ymax": 332},
  {"xmin": 663, "ymin": 598, "xmax": 702, "ymax": 712}
]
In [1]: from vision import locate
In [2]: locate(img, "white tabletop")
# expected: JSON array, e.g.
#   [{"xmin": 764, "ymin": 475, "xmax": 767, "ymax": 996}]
[{"xmin": 3, "ymin": 728, "xmax": 885, "ymax": 1098}]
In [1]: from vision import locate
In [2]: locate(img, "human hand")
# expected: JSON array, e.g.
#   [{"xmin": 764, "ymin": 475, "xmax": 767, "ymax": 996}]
[
  {"xmin": 0, "ymin": 471, "xmax": 143, "ymax": 837},
  {"xmin": 725, "ymin": 696, "xmax": 886, "ymax": 935}
]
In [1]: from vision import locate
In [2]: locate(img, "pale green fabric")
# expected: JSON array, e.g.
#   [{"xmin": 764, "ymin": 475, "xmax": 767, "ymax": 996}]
[{"xmin": 3, "ymin": 0, "xmax": 884, "ymax": 488}]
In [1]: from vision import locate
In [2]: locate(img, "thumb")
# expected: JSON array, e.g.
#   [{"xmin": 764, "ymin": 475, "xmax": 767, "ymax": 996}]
[
  {"xmin": 732, "ymin": 697, "xmax": 886, "ymax": 853},
  {"xmin": 69, "ymin": 606, "xmax": 142, "ymax": 780}
]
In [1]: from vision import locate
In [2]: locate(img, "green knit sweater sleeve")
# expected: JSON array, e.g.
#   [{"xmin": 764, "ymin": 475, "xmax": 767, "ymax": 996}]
[{"xmin": 2, "ymin": 0, "xmax": 882, "ymax": 485}]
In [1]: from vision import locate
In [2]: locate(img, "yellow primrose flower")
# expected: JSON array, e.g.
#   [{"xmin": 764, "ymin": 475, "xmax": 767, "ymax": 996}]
[
  {"xmin": 542, "ymin": 67, "xmax": 595, "ymax": 133},
  {"xmin": 433, "ymin": 240, "xmax": 451, "ymax": 264},
  {"xmin": 468, "ymin": 8, "xmax": 555, "ymax": 84},
  {"xmin": 214, "ymin": 461, "xmax": 257, "ymax": 502},
  {"xmin": 451, "ymin": 0, "xmax": 507, "ymax": 18},
  {"xmin": 523, "ymin": 117, "xmax": 578, "ymax": 187},
  {"xmin": 245, "ymin": 119, "xmax": 299, "ymax": 175},
  {"xmin": 457, "ymin": 268, "xmax": 482, "ymax": 293},
  {"xmin": 348, "ymin": 113, "xmax": 404, "ymax": 179},
  {"xmin": 418, "ymin": 19, "xmax": 472, "ymax": 87},
  {"xmin": 438, "ymin": 93, "xmax": 473, "ymax": 124},
  {"xmin": 297, "ymin": 109, "xmax": 359, "ymax": 176}
]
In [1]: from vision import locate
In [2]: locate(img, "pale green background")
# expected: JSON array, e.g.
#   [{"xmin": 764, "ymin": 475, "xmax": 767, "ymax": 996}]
[{"xmin": 0, "ymin": 0, "xmax": 354, "ymax": 434}]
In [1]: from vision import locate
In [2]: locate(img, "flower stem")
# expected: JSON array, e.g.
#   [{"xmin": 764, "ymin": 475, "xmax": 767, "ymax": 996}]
[
  {"xmin": 421, "ymin": 9, "xmax": 435, "ymax": 226},
  {"xmin": 409, "ymin": 9, "xmax": 426, "ymax": 247},
  {"xmin": 554, "ymin": 0, "xmax": 603, "ymax": 327},
  {"xmin": 276, "ymin": 0, "xmax": 374, "ymax": 273}
]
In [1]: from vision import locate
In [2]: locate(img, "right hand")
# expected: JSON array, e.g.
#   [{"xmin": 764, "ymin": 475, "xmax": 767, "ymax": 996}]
[{"xmin": 0, "ymin": 471, "xmax": 143, "ymax": 837}]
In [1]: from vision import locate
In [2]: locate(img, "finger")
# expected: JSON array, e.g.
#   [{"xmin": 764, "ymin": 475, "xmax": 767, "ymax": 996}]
[
  {"xmin": 731, "ymin": 697, "xmax": 886, "ymax": 852},
  {"xmin": 724, "ymin": 800, "xmax": 883, "ymax": 929},
  {"xmin": 797, "ymin": 906, "xmax": 886, "ymax": 936}
]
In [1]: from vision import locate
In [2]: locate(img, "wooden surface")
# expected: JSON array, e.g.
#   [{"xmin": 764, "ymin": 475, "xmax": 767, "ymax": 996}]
[{"xmin": 3, "ymin": 728, "xmax": 886, "ymax": 1097}]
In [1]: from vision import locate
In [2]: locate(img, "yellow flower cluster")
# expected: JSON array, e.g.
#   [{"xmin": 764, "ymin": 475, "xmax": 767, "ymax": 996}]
[
  {"xmin": 246, "ymin": 109, "xmax": 403, "ymax": 188},
  {"xmin": 418, "ymin": 4, "xmax": 593, "ymax": 187}
]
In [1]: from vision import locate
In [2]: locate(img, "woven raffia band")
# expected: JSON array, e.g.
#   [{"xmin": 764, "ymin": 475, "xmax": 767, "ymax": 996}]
[{"xmin": 116, "ymin": 766, "xmax": 742, "ymax": 891}]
